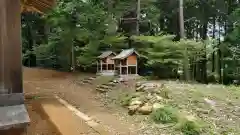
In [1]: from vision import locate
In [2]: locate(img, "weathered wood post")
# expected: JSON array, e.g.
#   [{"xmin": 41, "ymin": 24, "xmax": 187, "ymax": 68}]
[
  {"xmin": 100, "ymin": 60, "xmax": 103, "ymax": 73},
  {"xmin": 97, "ymin": 61, "xmax": 99, "ymax": 73},
  {"xmin": 0, "ymin": 0, "xmax": 29, "ymax": 130},
  {"xmin": 119, "ymin": 61, "xmax": 122, "ymax": 75}
]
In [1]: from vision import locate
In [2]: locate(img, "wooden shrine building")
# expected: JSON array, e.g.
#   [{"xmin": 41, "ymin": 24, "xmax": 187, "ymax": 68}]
[
  {"xmin": 0, "ymin": 0, "xmax": 54, "ymax": 130},
  {"xmin": 97, "ymin": 51, "xmax": 116, "ymax": 76},
  {"xmin": 112, "ymin": 48, "xmax": 139, "ymax": 76}
]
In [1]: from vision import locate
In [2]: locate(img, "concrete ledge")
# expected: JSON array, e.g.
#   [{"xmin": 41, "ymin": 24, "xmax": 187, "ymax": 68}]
[
  {"xmin": 0, "ymin": 93, "xmax": 24, "ymax": 106},
  {"xmin": 0, "ymin": 104, "xmax": 30, "ymax": 130}
]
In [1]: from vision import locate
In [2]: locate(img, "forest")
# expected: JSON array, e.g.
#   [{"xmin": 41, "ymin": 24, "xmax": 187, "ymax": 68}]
[{"xmin": 21, "ymin": 0, "xmax": 240, "ymax": 84}]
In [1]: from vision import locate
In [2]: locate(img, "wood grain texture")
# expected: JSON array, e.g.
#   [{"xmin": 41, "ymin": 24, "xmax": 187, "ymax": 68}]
[
  {"xmin": 21, "ymin": 0, "xmax": 55, "ymax": 13},
  {"xmin": 0, "ymin": 0, "xmax": 22, "ymax": 94},
  {"xmin": 127, "ymin": 55, "xmax": 137, "ymax": 65}
]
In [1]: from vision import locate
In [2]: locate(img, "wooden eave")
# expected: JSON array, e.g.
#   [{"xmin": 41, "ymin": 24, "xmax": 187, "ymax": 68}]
[
  {"xmin": 112, "ymin": 48, "xmax": 139, "ymax": 60},
  {"xmin": 21, "ymin": 0, "xmax": 55, "ymax": 14},
  {"xmin": 98, "ymin": 51, "xmax": 116, "ymax": 59}
]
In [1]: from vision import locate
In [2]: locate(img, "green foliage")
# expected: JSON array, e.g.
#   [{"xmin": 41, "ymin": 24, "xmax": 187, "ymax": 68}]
[
  {"xmin": 132, "ymin": 35, "xmax": 204, "ymax": 79},
  {"xmin": 228, "ymin": 8, "xmax": 240, "ymax": 47},
  {"xmin": 21, "ymin": 0, "xmax": 240, "ymax": 84},
  {"xmin": 177, "ymin": 120, "xmax": 202, "ymax": 135},
  {"xmin": 34, "ymin": 0, "xmax": 114, "ymax": 70},
  {"xmin": 151, "ymin": 106, "xmax": 178, "ymax": 124}
]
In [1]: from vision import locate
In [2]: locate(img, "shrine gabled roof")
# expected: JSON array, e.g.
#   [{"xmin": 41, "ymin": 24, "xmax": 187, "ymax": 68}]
[
  {"xmin": 98, "ymin": 51, "xmax": 116, "ymax": 59},
  {"xmin": 21, "ymin": 0, "xmax": 55, "ymax": 14},
  {"xmin": 112, "ymin": 48, "xmax": 139, "ymax": 60}
]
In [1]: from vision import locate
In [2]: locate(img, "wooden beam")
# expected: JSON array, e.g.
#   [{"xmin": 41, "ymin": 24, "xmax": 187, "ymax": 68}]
[
  {"xmin": 120, "ymin": 61, "xmax": 122, "ymax": 75},
  {"xmin": 21, "ymin": 0, "xmax": 55, "ymax": 14},
  {"xmin": 100, "ymin": 60, "xmax": 102, "ymax": 73},
  {"xmin": 0, "ymin": 0, "xmax": 8, "ymax": 94},
  {"xmin": 0, "ymin": 0, "xmax": 23, "ymax": 93},
  {"xmin": 97, "ymin": 61, "xmax": 98, "ymax": 73}
]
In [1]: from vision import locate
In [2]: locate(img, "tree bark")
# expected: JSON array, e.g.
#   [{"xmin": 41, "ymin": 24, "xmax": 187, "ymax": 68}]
[
  {"xmin": 212, "ymin": 16, "xmax": 216, "ymax": 72},
  {"xmin": 199, "ymin": 22, "xmax": 208, "ymax": 84}
]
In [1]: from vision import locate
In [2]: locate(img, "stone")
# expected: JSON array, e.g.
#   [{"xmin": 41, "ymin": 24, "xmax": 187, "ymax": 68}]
[
  {"xmin": 87, "ymin": 77, "xmax": 95, "ymax": 80},
  {"xmin": 132, "ymin": 92, "xmax": 144, "ymax": 98},
  {"xmin": 128, "ymin": 105, "xmax": 140, "ymax": 111},
  {"xmin": 153, "ymin": 103, "xmax": 164, "ymax": 110},
  {"xmin": 204, "ymin": 98, "xmax": 216, "ymax": 107},
  {"xmin": 118, "ymin": 77, "xmax": 126, "ymax": 82},
  {"xmin": 96, "ymin": 88, "xmax": 107, "ymax": 93},
  {"xmin": 112, "ymin": 80, "xmax": 118, "ymax": 83},
  {"xmin": 98, "ymin": 85, "xmax": 110, "ymax": 89},
  {"xmin": 76, "ymin": 81, "xmax": 84, "ymax": 85},
  {"xmin": 153, "ymin": 89, "xmax": 162, "ymax": 94},
  {"xmin": 138, "ymin": 103, "xmax": 153, "ymax": 115},
  {"xmin": 82, "ymin": 80, "xmax": 91, "ymax": 83},
  {"xmin": 155, "ymin": 95, "xmax": 163, "ymax": 101},
  {"xmin": 136, "ymin": 85, "xmax": 145, "ymax": 92},
  {"xmin": 146, "ymin": 93, "xmax": 153, "ymax": 100},
  {"xmin": 196, "ymin": 108, "xmax": 209, "ymax": 114},
  {"xmin": 128, "ymin": 105, "xmax": 140, "ymax": 115},
  {"xmin": 129, "ymin": 99, "xmax": 142, "ymax": 106},
  {"xmin": 136, "ymin": 82, "xmax": 162, "ymax": 92},
  {"xmin": 105, "ymin": 82, "xmax": 116, "ymax": 87},
  {"xmin": 143, "ymin": 83, "xmax": 158, "ymax": 89},
  {"xmin": 135, "ymin": 82, "xmax": 142, "ymax": 87},
  {"xmin": 147, "ymin": 94, "xmax": 162, "ymax": 104},
  {"xmin": 143, "ymin": 87, "xmax": 153, "ymax": 91},
  {"xmin": 0, "ymin": 104, "xmax": 30, "ymax": 130}
]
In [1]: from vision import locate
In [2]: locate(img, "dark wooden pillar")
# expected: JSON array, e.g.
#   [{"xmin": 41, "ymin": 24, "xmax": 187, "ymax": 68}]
[
  {"xmin": 0, "ymin": 1, "xmax": 29, "ymax": 130},
  {"xmin": 0, "ymin": 0, "xmax": 23, "ymax": 98},
  {"xmin": 0, "ymin": 0, "xmax": 7, "ymax": 94}
]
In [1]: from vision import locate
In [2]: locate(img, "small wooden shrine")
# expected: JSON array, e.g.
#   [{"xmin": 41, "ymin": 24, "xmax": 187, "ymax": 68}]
[
  {"xmin": 97, "ymin": 51, "xmax": 116, "ymax": 76},
  {"xmin": 112, "ymin": 48, "xmax": 139, "ymax": 76}
]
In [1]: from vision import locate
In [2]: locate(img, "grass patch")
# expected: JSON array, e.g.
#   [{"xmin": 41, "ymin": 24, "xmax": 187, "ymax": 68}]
[
  {"xmin": 25, "ymin": 95, "xmax": 40, "ymax": 100},
  {"xmin": 176, "ymin": 119, "xmax": 203, "ymax": 135},
  {"xmin": 94, "ymin": 76, "xmax": 115, "ymax": 85},
  {"xmin": 151, "ymin": 106, "xmax": 178, "ymax": 124},
  {"xmin": 119, "ymin": 93, "xmax": 133, "ymax": 107}
]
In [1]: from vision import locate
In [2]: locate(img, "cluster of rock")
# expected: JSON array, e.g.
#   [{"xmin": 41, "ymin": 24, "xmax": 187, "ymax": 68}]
[
  {"xmin": 95, "ymin": 79, "xmax": 119, "ymax": 93},
  {"xmin": 127, "ymin": 82, "xmax": 167, "ymax": 115},
  {"xmin": 78, "ymin": 77, "xmax": 97, "ymax": 85}
]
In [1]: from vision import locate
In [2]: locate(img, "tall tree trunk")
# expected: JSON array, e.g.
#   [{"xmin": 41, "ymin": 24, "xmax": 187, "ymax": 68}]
[
  {"xmin": 212, "ymin": 16, "xmax": 216, "ymax": 72},
  {"xmin": 200, "ymin": 22, "xmax": 208, "ymax": 84},
  {"xmin": 217, "ymin": 23, "xmax": 222, "ymax": 83},
  {"xmin": 159, "ymin": 17, "xmax": 165, "ymax": 32},
  {"xmin": 71, "ymin": 40, "xmax": 75, "ymax": 72},
  {"xmin": 26, "ymin": 14, "xmax": 36, "ymax": 67}
]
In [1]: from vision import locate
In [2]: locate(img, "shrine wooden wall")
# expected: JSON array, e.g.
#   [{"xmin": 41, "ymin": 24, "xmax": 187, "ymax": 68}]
[{"xmin": 127, "ymin": 54, "xmax": 137, "ymax": 65}]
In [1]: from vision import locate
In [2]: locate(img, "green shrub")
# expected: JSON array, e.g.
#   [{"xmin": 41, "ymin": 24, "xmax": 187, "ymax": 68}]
[
  {"xmin": 178, "ymin": 120, "xmax": 202, "ymax": 135},
  {"xmin": 151, "ymin": 106, "xmax": 178, "ymax": 124}
]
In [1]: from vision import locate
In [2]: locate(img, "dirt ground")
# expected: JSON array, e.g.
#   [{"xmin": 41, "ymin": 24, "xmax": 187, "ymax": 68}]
[
  {"xmin": 0, "ymin": 98, "xmax": 61, "ymax": 135},
  {"xmin": 21, "ymin": 67, "xmax": 240, "ymax": 135},
  {"xmin": 23, "ymin": 67, "xmax": 139, "ymax": 135}
]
